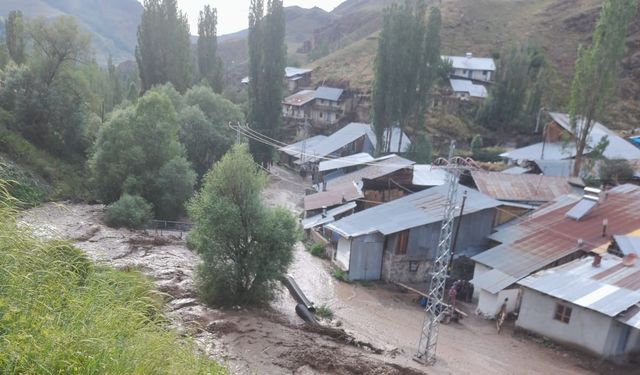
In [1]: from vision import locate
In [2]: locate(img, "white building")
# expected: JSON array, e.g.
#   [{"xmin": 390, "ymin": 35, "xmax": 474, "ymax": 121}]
[
  {"xmin": 442, "ymin": 53, "xmax": 496, "ymax": 82},
  {"xmin": 450, "ymin": 79, "xmax": 488, "ymax": 99}
]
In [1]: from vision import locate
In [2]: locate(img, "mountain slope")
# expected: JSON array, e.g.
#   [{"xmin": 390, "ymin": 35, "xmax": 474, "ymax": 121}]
[{"xmin": 0, "ymin": 0, "xmax": 143, "ymax": 63}]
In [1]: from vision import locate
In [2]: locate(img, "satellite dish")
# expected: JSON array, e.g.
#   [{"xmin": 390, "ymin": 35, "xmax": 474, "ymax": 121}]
[{"xmin": 622, "ymin": 253, "xmax": 638, "ymax": 267}]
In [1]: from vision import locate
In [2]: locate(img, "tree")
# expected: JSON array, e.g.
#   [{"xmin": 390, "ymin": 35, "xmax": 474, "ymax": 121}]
[
  {"xmin": 188, "ymin": 144, "xmax": 298, "ymax": 306},
  {"xmin": 247, "ymin": 0, "xmax": 286, "ymax": 166},
  {"xmin": 197, "ymin": 5, "xmax": 223, "ymax": 93},
  {"xmin": 5, "ymin": 10, "xmax": 26, "ymax": 64},
  {"xmin": 372, "ymin": 2, "xmax": 441, "ymax": 153},
  {"xmin": 569, "ymin": 0, "xmax": 638, "ymax": 177},
  {"xmin": 406, "ymin": 131, "xmax": 433, "ymax": 163},
  {"xmin": 599, "ymin": 159, "xmax": 634, "ymax": 185},
  {"xmin": 90, "ymin": 91, "xmax": 196, "ymax": 218},
  {"xmin": 136, "ymin": 0, "xmax": 193, "ymax": 93}
]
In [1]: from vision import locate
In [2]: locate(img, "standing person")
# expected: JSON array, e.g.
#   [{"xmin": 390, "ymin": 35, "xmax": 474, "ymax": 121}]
[{"xmin": 496, "ymin": 298, "xmax": 509, "ymax": 333}]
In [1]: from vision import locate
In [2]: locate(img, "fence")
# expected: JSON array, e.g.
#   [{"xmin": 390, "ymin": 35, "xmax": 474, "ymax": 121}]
[{"xmin": 148, "ymin": 220, "xmax": 193, "ymax": 237}]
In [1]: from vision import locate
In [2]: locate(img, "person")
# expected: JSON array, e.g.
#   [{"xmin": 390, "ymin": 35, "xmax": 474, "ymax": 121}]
[
  {"xmin": 448, "ymin": 282, "xmax": 458, "ymax": 309},
  {"xmin": 496, "ymin": 297, "xmax": 508, "ymax": 333}
]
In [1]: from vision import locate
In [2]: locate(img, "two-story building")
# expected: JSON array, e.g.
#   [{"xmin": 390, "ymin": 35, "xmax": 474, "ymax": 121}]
[
  {"xmin": 312, "ymin": 86, "xmax": 347, "ymax": 129},
  {"xmin": 442, "ymin": 53, "xmax": 496, "ymax": 82},
  {"xmin": 282, "ymin": 89, "xmax": 316, "ymax": 124}
]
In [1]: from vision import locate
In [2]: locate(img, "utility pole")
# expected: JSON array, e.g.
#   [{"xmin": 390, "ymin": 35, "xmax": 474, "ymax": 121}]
[{"xmin": 415, "ymin": 141, "xmax": 460, "ymax": 365}]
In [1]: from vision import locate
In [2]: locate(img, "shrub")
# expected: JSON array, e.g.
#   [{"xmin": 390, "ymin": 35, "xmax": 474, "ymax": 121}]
[
  {"xmin": 332, "ymin": 267, "xmax": 348, "ymax": 282},
  {"xmin": 599, "ymin": 159, "xmax": 634, "ymax": 185},
  {"xmin": 315, "ymin": 304, "xmax": 334, "ymax": 320},
  {"xmin": 308, "ymin": 242, "xmax": 325, "ymax": 258},
  {"xmin": 104, "ymin": 194, "xmax": 153, "ymax": 229}
]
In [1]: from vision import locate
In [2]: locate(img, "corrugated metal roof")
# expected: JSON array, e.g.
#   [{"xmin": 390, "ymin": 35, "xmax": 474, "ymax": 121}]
[
  {"xmin": 471, "ymin": 268, "xmax": 519, "ymax": 294},
  {"xmin": 471, "ymin": 171, "xmax": 580, "ymax": 204},
  {"xmin": 533, "ymin": 159, "xmax": 575, "ymax": 177},
  {"xmin": 304, "ymin": 182, "xmax": 362, "ymax": 211},
  {"xmin": 474, "ymin": 184, "xmax": 640, "ymax": 293},
  {"xmin": 301, "ymin": 202, "xmax": 357, "ymax": 229},
  {"xmin": 380, "ymin": 127, "xmax": 412, "ymax": 153},
  {"xmin": 450, "ymin": 79, "xmax": 488, "ymax": 98},
  {"xmin": 305, "ymin": 123, "xmax": 376, "ymax": 163},
  {"xmin": 284, "ymin": 67, "xmax": 313, "ymax": 78},
  {"xmin": 325, "ymin": 184, "xmax": 501, "ymax": 238},
  {"xmin": 442, "ymin": 55, "xmax": 496, "ymax": 71},
  {"xmin": 614, "ymin": 235, "xmax": 640, "ymax": 256},
  {"xmin": 315, "ymin": 86, "xmax": 344, "ymax": 102},
  {"xmin": 413, "ymin": 165, "xmax": 448, "ymax": 186},
  {"xmin": 280, "ymin": 135, "xmax": 327, "ymax": 157},
  {"xmin": 324, "ymin": 155, "xmax": 414, "ymax": 190},
  {"xmin": 502, "ymin": 166, "xmax": 530, "ymax": 174},
  {"xmin": 283, "ymin": 89, "xmax": 316, "ymax": 106},
  {"xmin": 500, "ymin": 142, "xmax": 576, "ymax": 162},
  {"xmin": 549, "ymin": 112, "xmax": 640, "ymax": 160},
  {"xmin": 318, "ymin": 153, "xmax": 374, "ymax": 172},
  {"xmin": 518, "ymin": 254, "xmax": 640, "ymax": 328}
]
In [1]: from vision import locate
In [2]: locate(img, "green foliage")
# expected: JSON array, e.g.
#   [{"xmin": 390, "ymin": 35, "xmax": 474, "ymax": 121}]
[
  {"xmin": 307, "ymin": 242, "xmax": 326, "ymax": 258},
  {"xmin": 308, "ymin": 41, "xmax": 330, "ymax": 62},
  {"xmin": 373, "ymin": 2, "xmax": 441, "ymax": 153},
  {"xmin": 0, "ymin": 202, "xmax": 226, "ymax": 374},
  {"xmin": 315, "ymin": 304, "xmax": 334, "ymax": 320},
  {"xmin": 197, "ymin": 5, "xmax": 223, "ymax": 93},
  {"xmin": 0, "ymin": 159, "xmax": 48, "ymax": 207},
  {"xmin": 136, "ymin": 0, "xmax": 193, "ymax": 93},
  {"xmin": 248, "ymin": 0, "xmax": 286, "ymax": 166},
  {"xmin": 5, "ymin": 10, "xmax": 26, "ymax": 64},
  {"xmin": 569, "ymin": 0, "xmax": 638, "ymax": 176},
  {"xmin": 188, "ymin": 144, "xmax": 298, "ymax": 306},
  {"xmin": 104, "ymin": 194, "xmax": 154, "ymax": 229},
  {"xmin": 90, "ymin": 91, "xmax": 196, "ymax": 219},
  {"xmin": 471, "ymin": 147, "xmax": 505, "ymax": 163},
  {"xmin": 471, "ymin": 135, "xmax": 483, "ymax": 159},
  {"xmin": 406, "ymin": 131, "xmax": 433, "ymax": 163},
  {"xmin": 598, "ymin": 159, "xmax": 635, "ymax": 185},
  {"xmin": 331, "ymin": 267, "xmax": 348, "ymax": 282}
]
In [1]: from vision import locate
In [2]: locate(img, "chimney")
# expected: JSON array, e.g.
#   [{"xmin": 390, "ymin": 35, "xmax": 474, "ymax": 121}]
[
  {"xmin": 465, "ymin": 52, "xmax": 473, "ymax": 59},
  {"xmin": 577, "ymin": 238, "xmax": 584, "ymax": 250},
  {"xmin": 602, "ymin": 218, "xmax": 608, "ymax": 237},
  {"xmin": 592, "ymin": 254, "xmax": 602, "ymax": 268},
  {"xmin": 321, "ymin": 206, "xmax": 327, "ymax": 218}
]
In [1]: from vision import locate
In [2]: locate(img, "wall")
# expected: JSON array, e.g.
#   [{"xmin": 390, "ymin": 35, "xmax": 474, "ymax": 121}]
[
  {"xmin": 348, "ymin": 233, "xmax": 384, "ymax": 281},
  {"xmin": 516, "ymin": 288, "xmax": 618, "ymax": 356},
  {"xmin": 335, "ymin": 237, "xmax": 351, "ymax": 271},
  {"xmin": 476, "ymin": 288, "xmax": 520, "ymax": 317},
  {"xmin": 472, "ymin": 262, "xmax": 491, "ymax": 299},
  {"xmin": 452, "ymin": 68, "xmax": 492, "ymax": 81}
]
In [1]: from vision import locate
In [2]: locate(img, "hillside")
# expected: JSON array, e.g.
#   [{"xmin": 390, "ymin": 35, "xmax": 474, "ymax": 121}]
[{"xmin": 0, "ymin": 0, "xmax": 142, "ymax": 63}]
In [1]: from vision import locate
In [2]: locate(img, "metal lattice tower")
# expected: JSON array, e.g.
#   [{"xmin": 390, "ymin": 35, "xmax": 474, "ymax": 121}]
[{"xmin": 415, "ymin": 141, "xmax": 460, "ymax": 365}]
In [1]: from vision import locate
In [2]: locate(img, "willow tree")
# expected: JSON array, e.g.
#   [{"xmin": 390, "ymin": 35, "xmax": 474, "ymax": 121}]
[
  {"xmin": 247, "ymin": 0, "xmax": 286, "ymax": 166},
  {"xmin": 569, "ymin": 0, "xmax": 638, "ymax": 177},
  {"xmin": 372, "ymin": 1, "xmax": 441, "ymax": 153}
]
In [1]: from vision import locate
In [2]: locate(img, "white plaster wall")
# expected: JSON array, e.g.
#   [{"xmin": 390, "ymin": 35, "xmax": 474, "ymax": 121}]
[
  {"xmin": 516, "ymin": 288, "xmax": 615, "ymax": 356},
  {"xmin": 336, "ymin": 237, "xmax": 351, "ymax": 271},
  {"xmin": 477, "ymin": 289, "xmax": 499, "ymax": 317},
  {"xmin": 471, "ymin": 263, "xmax": 490, "ymax": 300}
]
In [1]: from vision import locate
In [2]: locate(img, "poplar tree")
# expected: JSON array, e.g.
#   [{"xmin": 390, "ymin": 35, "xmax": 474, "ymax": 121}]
[
  {"xmin": 569, "ymin": 0, "xmax": 638, "ymax": 176},
  {"xmin": 135, "ymin": 0, "xmax": 193, "ymax": 93},
  {"xmin": 247, "ymin": 0, "xmax": 286, "ymax": 167},
  {"xmin": 197, "ymin": 5, "xmax": 223, "ymax": 93},
  {"xmin": 5, "ymin": 10, "xmax": 26, "ymax": 64}
]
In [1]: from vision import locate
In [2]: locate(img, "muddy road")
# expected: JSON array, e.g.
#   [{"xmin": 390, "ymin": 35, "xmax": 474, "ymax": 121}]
[{"xmin": 19, "ymin": 166, "xmax": 621, "ymax": 374}]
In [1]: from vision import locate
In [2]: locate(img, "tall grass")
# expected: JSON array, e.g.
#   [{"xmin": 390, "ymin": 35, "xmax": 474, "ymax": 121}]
[{"xmin": 0, "ymin": 181, "xmax": 226, "ymax": 374}]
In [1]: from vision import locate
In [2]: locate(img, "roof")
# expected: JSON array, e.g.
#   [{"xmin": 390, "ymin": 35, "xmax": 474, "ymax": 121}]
[
  {"xmin": 502, "ymin": 166, "xmax": 530, "ymax": 174},
  {"xmin": 381, "ymin": 127, "xmax": 413, "ymax": 153},
  {"xmin": 283, "ymin": 90, "xmax": 316, "ymax": 106},
  {"xmin": 518, "ymin": 254, "xmax": 640, "ymax": 329},
  {"xmin": 442, "ymin": 55, "xmax": 496, "ymax": 71},
  {"xmin": 500, "ymin": 142, "xmax": 576, "ymax": 162},
  {"xmin": 532, "ymin": 159, "xmax": 575, "ymax": 177},
  {"xmin": 301, "ymin": 202, "xmax": 357, "ymax": 230},
  {"xmin": 315, "ymin": 86, "xmax": 344, "ymax": 102},
  {"xmin": 412, "ymin": 165, "xmax": 449, "ymax": 186},
  {"xmin": 473, "ymin": 184, "xmax": 640, "ymax": 294},
  {"xmin": 301, "ymin": 122, "xmax": 376, "ymax": 163},
  {"xmin": 285, "ymin": 67, "xmax": 313, "ymax": 78},
  {"xmin": 471, "ymin": 171, "xmax": 579, "ymax": 204},
  {"xmin": 325, "ymin": 183, "xmax": 501, "ymax": 238},
  {"xmin": 280, "ymin": 135, "xmax": 327, "ymax": 157},
  {"xmin": 450, "ymin": 79, "xmax": 488, "ymax": 98},
  {"xmin": 323, "ymin": 154, "xmax": 415, "ymax": 190},
  {"xmin": 549, "ymin": 112, "xmax": 640, "ymax": 160},
  {"xmin": 614, "ymin": 235, "xmax": 640, "ymax": 256},
  {"xmin": 318, "ymin": 153, "xmax": 374, "ymax": 172},
  {"xmin": 304, "ymin": 182, "xmax": 362, "ymax": 211}
]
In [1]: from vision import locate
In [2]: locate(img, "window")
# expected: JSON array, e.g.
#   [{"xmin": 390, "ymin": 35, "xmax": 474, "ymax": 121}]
[
  {"xmin": 483, "ymin": 70, "xmax": 488, "ymax": 76},
  {"xmin": 554, "ymin": 303, "xmax": 572, "ymax": 324},
  {"xmin": 396, "ymin": 231, "xmax": 409, "ymax": 255}
]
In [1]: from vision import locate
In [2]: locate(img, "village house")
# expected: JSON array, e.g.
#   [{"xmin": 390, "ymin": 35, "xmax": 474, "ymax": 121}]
[
  {"xmin": 241, "ymin": 66, "xmax": 314, "ymax": 93},
  {"xmin": 449, "ymin": 79, "xmax": 488, "ymax": 100},
  {"xmin": 311, "ymin": 86, "xmax": 348, "ymax": 129},
  {"xmin": 516, "ymin": 253, "xmax": 640, "ymax": 362},
  {"xmin": 442, "ymin": 53, "xmax": 496, "ymax": 82},
  {"xmin": 282, "ymin": 89, "xmax": 316, "ymax": 124},
  {"xmin": 325, "ymin": 184, "xmax": 501, "ymax": 282},
  {"xmin": 471, "ymin": 184, "xmax": 640, "ymax": 317}
]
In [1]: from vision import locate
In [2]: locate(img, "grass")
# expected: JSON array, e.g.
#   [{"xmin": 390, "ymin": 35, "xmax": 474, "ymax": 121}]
[
  {"xmin": 314, "ymin": 304, "xmax": 334, "ymax": 320},
  {"xmin": 0, "ymin": 183, "xmax": 227, "ymax": 375},
  {"xmin": 331, "ymin": 267, "xmax": 349, "ymax": 282}
]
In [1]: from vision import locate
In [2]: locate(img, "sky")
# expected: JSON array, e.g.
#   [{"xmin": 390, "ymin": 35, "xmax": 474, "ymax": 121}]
[{"xmin": 172, "ymin": 1, "xmax": 346, "ymax": 35}]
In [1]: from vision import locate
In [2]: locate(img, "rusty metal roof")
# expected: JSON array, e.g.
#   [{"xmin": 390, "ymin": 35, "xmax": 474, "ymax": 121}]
[
  {"xmin": 473, "ymin": 184, "xmax": 640, "ymax": 293},
  {"xmin": 471, "ymin": 171, "xmax": 580, "ymax": 204},
  {"xmin": 282, "ymin": 89, "xmax": 316, "ymax": 106},
  {"xmin": 304, "ymin": 182, "xmax": 362, "ymax": 211}
]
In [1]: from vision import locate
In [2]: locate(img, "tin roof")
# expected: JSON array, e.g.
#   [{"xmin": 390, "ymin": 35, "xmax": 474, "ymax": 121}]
[
  {"xmin": 324, "ymin": 154, "xmax": 415, "ymax": 190},
  {"xmin": 318, "ymin": 153, "xmax": 374, "ymax": 172},
  {"xmin": 442, "ymin": 55, "xmax": 496, "ymax": 71},
  {"xmin": 471, "ymin": 171, "xmax": 580, "ymax": 204},
  {"xmin": 285, "ymin": 67, "xmax": 313, "ymax": 78},
  {"xmin": 301, "ymin": 202, "xmax": 357, "ymax": 229},
  {"xmin": 502, "ymin": 166, "xmax": 530, "ymax": 174},
  {"xmin": 412, "ymin": 165, "xmax": 449, "ymax": 186},
  {"xmin": 500, "ymin": 142, "xmax": 577, "ymax": 162},
  {"xmin": 473, "ymin": 184, "xmax": 640, "ymax": 293},
  {"xmin": 533, "ymin": 159, "xmax": 575, "ymax": 177},
  {"xmin": 614, "ymin": 235, "xmax": 640, "ymax": 256},
  {"xmin": 304, "ymin": 182, "xmax": 362, "ymax": 211},
  {"xmin": 315, "ymin": 86, "xmax": 344, "ymax": 102},
  {"xmin": 325, "ymin": 184, "xmax": 501, "ymax": 238},
  {"xmin": 283, "ymin": 89, "xmax": 316, "ymax": 106},
  {"xmin": 280, "ymin": 135, "xmax": 327, "ymax": 157},
  {"xmin": 450, "ymin": 79, "xmax": 488, "ymax": 98},
  {"xmin": 518, "ymin": 254, "xmax": 640, "ymax": 329}
]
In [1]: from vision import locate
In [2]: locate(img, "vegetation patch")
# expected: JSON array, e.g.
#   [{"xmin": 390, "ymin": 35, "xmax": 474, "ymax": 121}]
[
  {"xmin": 331, "ymin": 267, "xmax": 349, "ymax": 282},
  {"xmin": 104, "ymin": 194, "xmax": 154, "ymax": 229},
  {"xmin": 306, "ymin": 241, "xmax": 326, "ymax": 258},
  {"xmin": 315, "ymin": 304, "xmax": 334, "ymax": 320}
]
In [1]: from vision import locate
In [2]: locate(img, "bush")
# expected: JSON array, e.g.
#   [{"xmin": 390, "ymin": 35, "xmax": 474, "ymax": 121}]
[
  {"xmin": 308, "ymin": 242, "xmax": 325, "ymax": 258},
  {"xmin": 104, "ymin": 194, "xmax": 153, "ymax": 229},
  {"xmin": 332, "ymin": 267, "xmax": 348, "ymax": 282},
  {"xmin": 0, "ymin": 160, "xmax": 48, "ymax": 206},
  {"xmin": 599, "ymin": 159, "xmax": 634, "ymax": 185},
  {"xmin": 315, "ymin": 304, "xmax": 334, "ymax": 320}
]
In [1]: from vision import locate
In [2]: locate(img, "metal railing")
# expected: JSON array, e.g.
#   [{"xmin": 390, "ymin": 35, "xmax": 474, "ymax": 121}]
[{"xmin": 148, "ymin": 220, "xmax": 193, "ymax": 237}]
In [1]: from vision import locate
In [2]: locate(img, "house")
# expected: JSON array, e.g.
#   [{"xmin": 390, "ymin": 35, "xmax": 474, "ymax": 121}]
[
  {"xmin": 471, "ymin": 184, "xmax": 640, "ymax": 317},
  {"xmin": 278, "ymin": 134, "xmax": 327, "ymax": 167},
  {"xmin": 303, "ymin": 182, "xmax": 362, "ymax": 218},
  {"xmin": 442, "ymin": 53, "xmax": 496, "ymax": 82},
  {"xmin": 501, "ymin": 112, "xmax": 640, "ymax": 169},
  {"xmin": 449, "ymin": 79, "xmax": 488, "ymax": 100},
  {"xmin": 311, "ymin": 87, "xmax": 348, "ymax": 129},
  {"xmin": 516, "ymin": 254, "xmax": 640, "ymax": 362},
  {"xmin": 241, "ymin": 66, "xmax": 313, "ymax": 93},
  {"xmin": 325, "ymin": 184, "xmax": 501, "ymax": 282},
  {"xmin": 282, "ymin": 90, "xmax": 316, "ymax": 123}
]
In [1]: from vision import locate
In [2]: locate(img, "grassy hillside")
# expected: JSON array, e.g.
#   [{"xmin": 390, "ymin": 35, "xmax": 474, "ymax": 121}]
[{"xmin": 0, "ymin": 0, "xmax": 142, "ymax": 63}]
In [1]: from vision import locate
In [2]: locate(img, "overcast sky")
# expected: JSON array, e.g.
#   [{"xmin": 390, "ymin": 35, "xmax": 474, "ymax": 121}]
[{"xmin": 170, "ymin": 1, "xmax": 345, "ymax": 35}]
